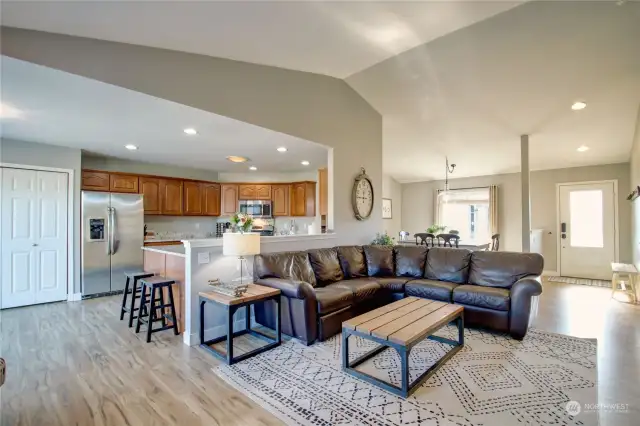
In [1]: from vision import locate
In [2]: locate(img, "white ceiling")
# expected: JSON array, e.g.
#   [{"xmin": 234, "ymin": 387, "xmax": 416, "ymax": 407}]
[
  {"xmin": 2, "ymin": 1, "xmax": 638, "ymax": 182},
  {"xmin": 0, "ymin": 0, "xmax": 520, "ymax": 79},
  {"xmin": 0, "ymin": 56, "xmax": 328, "ymax": 172},
  {"xmin": 347, "ymin": 1, "xmax": 640, "ymax": 181}
]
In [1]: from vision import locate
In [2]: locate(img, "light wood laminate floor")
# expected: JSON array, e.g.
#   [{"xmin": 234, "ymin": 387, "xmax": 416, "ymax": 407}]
[{"xmin": 1, "ymin": 279, "xmax": 639, "ymax": 425}]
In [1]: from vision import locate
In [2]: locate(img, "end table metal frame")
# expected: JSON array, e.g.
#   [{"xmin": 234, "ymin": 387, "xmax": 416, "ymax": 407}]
[
  {"xmin": 199, "ymin": 293, "xmax": 281, "ymax": 365},
  {"xmin": 342, "ymin": 312, "xmax": 464, "ymax": 398}
]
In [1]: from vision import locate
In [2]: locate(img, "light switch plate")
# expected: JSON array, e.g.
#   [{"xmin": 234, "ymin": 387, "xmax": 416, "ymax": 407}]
[{"xmin": 198, "ymin": 252, "xmax": 210, "ymax": 264}]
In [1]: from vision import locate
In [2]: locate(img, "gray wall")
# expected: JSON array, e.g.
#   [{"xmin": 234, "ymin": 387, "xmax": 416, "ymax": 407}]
[
  {"xmin": 2, "ymin": 27, "xmax": 383, "ymax": 246},
  {"xmin": 0, "ymin": 138, "xmax": 83, "ymax": 293},
  {"xmin": 82, "ymin": 154, "xmax": 219, "ymax": 181},
  {"xmin": 382, "ymin": 174, "xmax": 403, "ymax": 240},
  {"xmin": 631, "ymin": 105, "xmax": 640, "ymax": 269},
  {"xmin": 402, "ymin": 163, "xmax": 631, "ymax": 271}
]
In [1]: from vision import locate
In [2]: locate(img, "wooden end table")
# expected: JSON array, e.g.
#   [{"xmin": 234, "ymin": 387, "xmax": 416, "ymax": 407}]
[
  {"xmin": 342, "ymin": 297, "xmax": 464, "ymax": 397},
  {"xmin": 199, "ymin": 284, "xmax": 281, "ymax": 365}
]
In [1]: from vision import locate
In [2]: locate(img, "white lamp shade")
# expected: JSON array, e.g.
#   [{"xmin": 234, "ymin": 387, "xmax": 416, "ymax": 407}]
[{"xmin": 223, "ymin": 232, "xmax": 261, "ymax": 256}]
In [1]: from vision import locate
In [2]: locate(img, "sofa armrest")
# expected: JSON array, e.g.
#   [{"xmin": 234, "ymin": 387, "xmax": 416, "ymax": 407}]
[
  {"xmin": 509, "ymin": 275, "xmax": 542, "ymax": 339},
  {"xmin": 256, "ymin": 278, "xmax": 316, "ymax": 301}
]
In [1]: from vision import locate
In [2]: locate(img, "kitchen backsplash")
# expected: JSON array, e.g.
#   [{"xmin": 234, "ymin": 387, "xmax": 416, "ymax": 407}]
[{"xmin": 145, "ymin": 216, "xmax": 217, "ymax": 239}]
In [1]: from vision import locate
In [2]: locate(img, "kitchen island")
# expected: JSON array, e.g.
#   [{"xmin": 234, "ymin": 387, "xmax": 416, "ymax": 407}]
[{"xmin": 142, "ymin": 244, "xmax": 186, "ymax": 334}]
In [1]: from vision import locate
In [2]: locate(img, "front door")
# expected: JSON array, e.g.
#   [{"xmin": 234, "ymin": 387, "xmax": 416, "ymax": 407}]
[
  {"xmin": 559, "ymin": 181, "xmax": 616, "ymax": 280},
  {"xmin": 1, "ymin": 168, "xmax": 69, "ymax": 308}
]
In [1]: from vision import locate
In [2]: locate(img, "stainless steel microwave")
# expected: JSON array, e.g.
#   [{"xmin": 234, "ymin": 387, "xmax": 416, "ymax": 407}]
[{"xmin": 238, "ymin": 200, "xmax": 272, "ymax": 218}]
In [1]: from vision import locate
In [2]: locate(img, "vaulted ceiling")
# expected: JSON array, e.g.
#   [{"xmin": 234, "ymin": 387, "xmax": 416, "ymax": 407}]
[{"xmin": 2, "ymin": 1, "xmax": 638, "ymax": 181}]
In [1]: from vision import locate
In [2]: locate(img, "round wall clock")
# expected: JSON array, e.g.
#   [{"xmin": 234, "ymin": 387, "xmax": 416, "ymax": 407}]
[{"xmin": 352, "ymin": 167, "xmax": 374, "ymax": 221}]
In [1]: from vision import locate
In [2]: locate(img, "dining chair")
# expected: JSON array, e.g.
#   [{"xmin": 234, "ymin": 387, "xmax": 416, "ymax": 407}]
[
  {"xmin": 414, "ymin": 233, "xmax": 436, "ymax": 247},
  {"xmin": 436, "ymin": 233, "xmax": 460, "ymax": 248},
  {"xmin": 491, "ymin": 234, "xmax": 500, "ymax": 251}
]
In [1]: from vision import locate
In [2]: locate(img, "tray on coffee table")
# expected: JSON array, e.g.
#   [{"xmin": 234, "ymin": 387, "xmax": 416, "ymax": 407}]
[{"xmin": 342, "ymin": 297, "xmax": 464, "ymax": 397}]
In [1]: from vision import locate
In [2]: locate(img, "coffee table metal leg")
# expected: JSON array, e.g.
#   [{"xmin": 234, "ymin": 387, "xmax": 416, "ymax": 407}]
[
  {"xmin": 399, "ymin": 347, "xmax": 409, "ymax": 395},
  {"xmin": 458, "ymin": 313, "xmax": 464, "ymax": 345},
  {"xmin": 227, "ymin": 306, "xmax": 234, "ymax": 364},
  {"xmin": 342, "ymin": 331, "xmax": 350, "ymax": 369},
  {"xmin": 276, "ymin": 297, "xmax": 282, "ymax": 343}
]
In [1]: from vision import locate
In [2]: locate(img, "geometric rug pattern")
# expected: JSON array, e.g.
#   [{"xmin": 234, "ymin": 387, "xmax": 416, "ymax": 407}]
[
  {"xmin": 214, "ymin": 326, "xmax": 598, "ymax": 425},
  {"xmin": 548, "ymin": 276, "xmax": 611, "ymax": 288}
]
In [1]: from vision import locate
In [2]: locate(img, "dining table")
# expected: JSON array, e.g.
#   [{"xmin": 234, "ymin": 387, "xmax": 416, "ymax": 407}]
[{"xmin": 396, "ymin": 239, "xmax": 490, "ymax": 251}]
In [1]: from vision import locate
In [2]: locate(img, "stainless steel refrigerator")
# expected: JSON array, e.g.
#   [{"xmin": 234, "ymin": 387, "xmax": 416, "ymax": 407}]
[{"xmin": 81, "ymin": 191, "xmax": 144, "ymax": 296}]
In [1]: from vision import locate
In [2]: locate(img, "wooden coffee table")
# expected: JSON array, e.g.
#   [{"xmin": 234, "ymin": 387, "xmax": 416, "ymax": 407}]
[{"xmin": 342, "ymin": 297, "xmax": 464, "ymax": 397}]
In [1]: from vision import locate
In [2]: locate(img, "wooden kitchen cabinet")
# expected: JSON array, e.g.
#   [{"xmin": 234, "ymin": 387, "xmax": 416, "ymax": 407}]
[
  {"xmin": 238, "ymin": 184, "xmax": 257, "ymax": 200},
  {"xmin": 109, "ymin": 173, "xmax": 139, "ymax": 193},
  {"xmin": 201, "ymin": 183, "xmax": 221, "ymax": 216},
  {"xmin": 290, "ymin": 182, "xmax": 316, "ymax": 217},
  {"xmin": 255, "ymin": 184, "xmax": 272, "ymax": 200},
  {"xmin": 139, "ymin": 177, "xmax": 161, "ymax": 214},
  {"xmin": 81, "ymin": 170, "xmax": 110, "ymax": 191},
  {"xmin": 221, "ymin": 184, "xmax": 239, "ymax": 215},
  {"xmin": 183, "ymin": 181, "xmax": 203, "ymax": 215},
  {"xmin": 160, "ymin": 179, "xmax": 183, "ymax": 215},
  {"xmin": 271, "ymin": 184, "xmax": 290, "ymax": 216}
]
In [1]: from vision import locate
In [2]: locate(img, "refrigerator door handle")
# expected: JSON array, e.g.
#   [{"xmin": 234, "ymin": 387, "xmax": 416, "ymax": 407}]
[
  {"xmin": 106, "ymin": 207, "xmax": 112, "ymax": 255},
  {"xmin": 110, "ymin": 207, "xmax": 117, "ymax": 255}
]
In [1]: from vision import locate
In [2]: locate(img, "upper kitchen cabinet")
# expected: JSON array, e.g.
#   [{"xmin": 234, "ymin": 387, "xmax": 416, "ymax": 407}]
[
  {"xmin": 201, "ymin": 183, "xmax": 221, "ymax": 216},
  {"xmin": 159, "ymin": 179, "xmax": 183, "ymax": 215},
  {"xmin": 139, "ymin": 177, "xmax": 161, "ymax": 214},
  {"xmin": 221, "ymin": 184, "xmax": 239, "ymax": 215},
  {"xmin": 183, "ymin": 181, "xmax": 203, "ymax": 215},
  {"xmin": 238, "ymin": 184, "xmax": 271, "ymax": 200},
  {"xmin": 290, "ymin": 182, "xmax": 316, "ymax": 217},
  {"xmin": 81, "ymin": 170, "xmax": 110, "ymax": 191},
  {"xmin": 271, "ymin": 184, "xmax": 290, "ymax": 216},
  {"xmin": 109, "ymin": 173, "xmax": 139, "ymax": 193}
]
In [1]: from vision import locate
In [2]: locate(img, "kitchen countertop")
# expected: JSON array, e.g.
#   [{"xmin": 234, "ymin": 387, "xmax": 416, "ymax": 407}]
[
  {"xmin": 182, "ymin": 232, "xmax": 337, "ymax": 248},
  {"xmin": 142, "ymin": 245, "xmax": 186, "ymax": 257}
]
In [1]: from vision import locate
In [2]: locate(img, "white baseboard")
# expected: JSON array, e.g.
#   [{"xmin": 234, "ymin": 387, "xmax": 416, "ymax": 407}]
[
  {"xmin": 542, "ymin": 270, "xmax": 559, "ymax": 277},
  {"xmin": 67, "ymin": 292, "xmax": 82, "ymax": 302},
  {"xmin": 187, "ymin": 317, "xmax": 256, "ymax": 346}
]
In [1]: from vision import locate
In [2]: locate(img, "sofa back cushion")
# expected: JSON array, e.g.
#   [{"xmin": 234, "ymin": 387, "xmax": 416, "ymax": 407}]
[
  {"xmin": 395, "ymin": 246, "xmax": 428, "ymax": 277},
  {"xmin": 469, "ymin": 251, "xmax": 544, "ymax": 288},
  {"xmin": 253, "ymin": 251, "xmax": 317, "ymax": 287},
  {"xmin": 424, "ymin": 248, "xmax": 472, "ymax": 284},
  {"xmin": 308, "ymin": 248, "xmax": 344, "ymax": 286},
  {"xmin": 337, "ymin": 246, "xmax": 368, "ymax": 278},
  {"xmin": 363, "ymin": 245, "xmax": 394, "ymax": 277}
]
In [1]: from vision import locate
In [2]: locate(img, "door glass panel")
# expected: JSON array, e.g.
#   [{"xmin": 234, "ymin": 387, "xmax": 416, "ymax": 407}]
[{"xmin": 569, "ymin": 190, "xmax": 603, "ymax": 248}]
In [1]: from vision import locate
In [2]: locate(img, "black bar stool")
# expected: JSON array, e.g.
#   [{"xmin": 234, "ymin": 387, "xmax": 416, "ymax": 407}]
[
  {"xmin": 120, "ymin": 272, "xmax": 154, "ymax": 327},
  {"xmin": 135, "ymin": 276, "xmax": 179, "ymax": 343}
]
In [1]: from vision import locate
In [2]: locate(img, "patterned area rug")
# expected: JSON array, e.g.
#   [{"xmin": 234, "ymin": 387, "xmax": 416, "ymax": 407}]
[
  {"xmin": 213, "ymin": 326, "xmax": 598, "ymax": 426},
  {"xmin": 548, "ymin": 276, "xmax": 611, "ymax": 288}
]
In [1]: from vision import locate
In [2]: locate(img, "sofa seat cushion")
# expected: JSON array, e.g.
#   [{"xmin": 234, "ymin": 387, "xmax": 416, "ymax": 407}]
[
  {"xmin": 328, "ymin": 278, "xmax": 381, "ymax": 299},
  {"xmin": 314, "ymin": 287, "xmax": 353, "ymax": 315},
  {"xmin": 453, "ymin": 285, "xmax": 511, "ymax": 311},
  {"xmin": 405, "ymin": 279, "xmax": 458, "ymax": 302},
  {"xmin": 372, "ymin": 277, "xmax": 409, "ymax": 292}
]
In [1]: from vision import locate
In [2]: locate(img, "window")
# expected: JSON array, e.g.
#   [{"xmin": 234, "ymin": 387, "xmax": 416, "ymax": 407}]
[
  {"xmin": 569, "ymin": 190, "xmax": 604, "ymax": 248},
  {"xmin": 437, "ymin": 187, "xmax": 490, "ymax": 242}
]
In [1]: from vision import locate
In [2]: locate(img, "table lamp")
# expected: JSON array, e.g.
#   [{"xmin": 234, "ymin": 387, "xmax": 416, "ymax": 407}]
[{"xmin": 223, "ymin": 232, "xmax": 261, "ymax": 292}]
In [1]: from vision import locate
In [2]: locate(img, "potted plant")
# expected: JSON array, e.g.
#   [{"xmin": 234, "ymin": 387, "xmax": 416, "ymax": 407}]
[
  {"xmin": 427, "ymin": 225, "xmax": 447, "ymax": 234},
  {"xmin": 371, "ymin": 232, "xmax": 395, "ymax": 246},
  {"xmin": 230, "ymin": 212, "xmax": 254, "ymax": 233}
]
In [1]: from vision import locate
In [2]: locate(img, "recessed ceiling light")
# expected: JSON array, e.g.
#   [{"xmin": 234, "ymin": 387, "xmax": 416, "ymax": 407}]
[
  {"xmin": 577, "ymin": 145, "xmax": 589, "ymax": 152},
  {"xmin": 183, "ymin": 128, "xmax": 197, "ymax": 135},
  {"xmin": 226, "ymin": 156, "xmax": 249, "ymax": 163},
  {"xmin": 249, "ymin": 166, "xmax": 258, "ymax": 171},
  {"xmin": 277, "ymin": 147, "xmax": 288, "ymax": 152},
  {"xmin": 301, "ymin": 160, "xmax": 310, "ymax": 166},
  {"xmin": 571, "ymin": 101, "xmax": 587, "ymax": 111},
  {"xmin": 125, "ymin": 144, "xmax": 138, "ymax": 150}
]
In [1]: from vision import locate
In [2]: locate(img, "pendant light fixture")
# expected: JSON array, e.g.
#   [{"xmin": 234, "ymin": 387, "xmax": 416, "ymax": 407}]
[{"xmin": 442, "ymin": 157, "xmax": 456, "ymax": 201}]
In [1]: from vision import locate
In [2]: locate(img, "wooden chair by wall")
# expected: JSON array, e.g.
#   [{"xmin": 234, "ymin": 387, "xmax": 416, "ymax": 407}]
[
  {"xmin": 491, "ymin": 234, "xmax": 500, "ymax": 251},
  {"xmin": 437, "ymin": 233, "xmax": 460, "ymax": 248}
]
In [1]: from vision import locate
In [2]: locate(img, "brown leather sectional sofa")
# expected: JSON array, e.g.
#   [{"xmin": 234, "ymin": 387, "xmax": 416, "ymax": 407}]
[{"xmin": 253, "ymin": 245, "xmax": 543, "ymax": 345}]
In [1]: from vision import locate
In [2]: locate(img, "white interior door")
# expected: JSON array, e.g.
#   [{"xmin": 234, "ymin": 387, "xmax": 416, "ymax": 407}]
[
  {"xmin": 559, "ymin": 181, "xmax": 616, "ymax": 280},
  {"xmin": 1, "ymin": 168, "xmax": 68, "ymax": 308}
]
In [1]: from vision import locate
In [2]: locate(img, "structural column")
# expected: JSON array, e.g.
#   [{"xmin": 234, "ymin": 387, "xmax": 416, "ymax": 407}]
[{"xmin": 521, "ymin": 135, "xmax": 531, "ymax": 252}]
